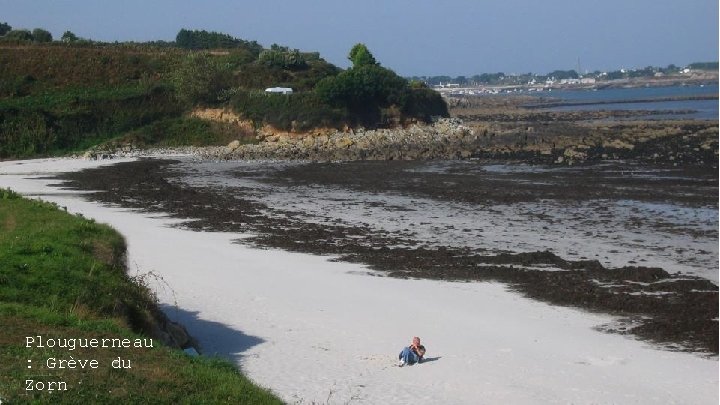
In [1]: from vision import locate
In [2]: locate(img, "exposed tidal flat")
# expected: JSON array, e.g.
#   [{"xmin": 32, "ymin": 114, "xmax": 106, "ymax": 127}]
[{"xmin": 55, "ymin": 157, "xmax": 718, "ymax": 354}]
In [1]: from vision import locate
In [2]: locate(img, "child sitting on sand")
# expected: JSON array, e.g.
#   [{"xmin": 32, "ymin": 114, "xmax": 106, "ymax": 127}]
[{"xmin": 398, "ymin": 336, "xmax": 425, "ymax": 367}]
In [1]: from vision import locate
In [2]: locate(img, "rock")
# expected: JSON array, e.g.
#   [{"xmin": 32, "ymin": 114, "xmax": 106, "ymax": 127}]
[
  {"xmin": 302, "ymin": 136, "xmax": 315, "ymax": 148},
  {"xmin": 226, "ymin": 140, "xmax": 241, "ymax": 151},
  {"xmin": 166, "ymin": 321, "xmax": 190, "ymax": 348},
  {"xmin": 277, "ymin": 134, "xmax": 291, "ymax": 144},
  {"xmin": 206, "ymin": 118, "xmax": 492, "ymax": 162},
  {"xmin": 335, "ymin": 136, "xmax": 354, "ymax": 149}
]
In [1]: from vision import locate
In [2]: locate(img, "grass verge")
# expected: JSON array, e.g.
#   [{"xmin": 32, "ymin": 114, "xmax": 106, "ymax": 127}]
[{"xmin": 0, "ymin": 189, "xmax": 282, "ymax": 404}]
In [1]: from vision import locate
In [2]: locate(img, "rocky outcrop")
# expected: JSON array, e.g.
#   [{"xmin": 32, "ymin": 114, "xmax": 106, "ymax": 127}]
[
  {"xmin": 199, "ymin": 118, "xmax": 482, "ymax": 161},
  {"xmin": 190, "ymin": 108, "xmax": 254, "ymax": 133},
  {"xmin": 79, "ymin": 115, "xmax": 717, "ymax": 168}
]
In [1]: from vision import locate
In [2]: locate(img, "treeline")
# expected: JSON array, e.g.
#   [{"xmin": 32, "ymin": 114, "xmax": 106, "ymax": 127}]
[
  {"xmin": 0, "ymin": 25, "xmax": 448, "ymax": 159},
  {"xmin": 0, "ymin": 22, "xmax": 53, "ymax": 43},
  {"xmin": 689, "ymin": 62, "xmax": 718, "ymax": 70},
  {"xmin": 175, "ymin": 28, "xmax": 262, "ymax": 55},
  {"xmin": 410, "ymin": 62, "xmax": 719, "ymax": 86}
]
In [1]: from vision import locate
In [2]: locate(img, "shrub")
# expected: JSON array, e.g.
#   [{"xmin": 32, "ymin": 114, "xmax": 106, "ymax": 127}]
[
  {"xmin": 171, "ymin": 52, "xmax": 233, "ymax": 106},
  {"xmin": 401, "ymin": 88, "xmax": 449, "ymax": 121},
  {"xmin": 32, "ymin": 28, "xmax": 52, "ymax": 43},
  {"xmin": 258, "ymin": 48, "xmax": 308, "ymax": 70},
  {"xmin": 4, "ymin": 29, "xmax": 33, "ymax": 42},
  {"xmin": 315, "ymin": 44, "xmax": 448, "ymax": 126},
  {"xmin": 315, "ymin": 64, "xmax": 409, "ymax": 126},
  {"xmin": 231, "ymin": 90, "xmax": 346, "ymax": 131}
]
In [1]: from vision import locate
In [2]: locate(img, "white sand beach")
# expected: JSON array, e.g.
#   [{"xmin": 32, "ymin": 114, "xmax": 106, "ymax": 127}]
[{"xmin": 1, "ymin": 157, "xmax": 717, "ymax": 404}]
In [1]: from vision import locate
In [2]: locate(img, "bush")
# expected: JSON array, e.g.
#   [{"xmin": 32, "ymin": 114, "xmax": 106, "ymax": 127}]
[
  {"xmin": 171, "ymin": 53, "xmax": 233, "ymax": 106},
  {"xmin": 32, "ymin": 28, "xmax": 52, "ymax": 43},
  {"xmin": 315, "ymin": 64, "xmax": 409, "ymax": 126},
  {"xmin": 4, "ymin": 29, "xmax": 33, "ymax": 42},
  {"xmin": 258, "ymin": 48, "xmax": 308, "ymax": 70},
  {"xmin": 401, "ymin": 88, "xmax": 449, "ymax": 121},
  {"xmin": 231, "ymin": 90, "xmax": 346, "ymax": 131}
]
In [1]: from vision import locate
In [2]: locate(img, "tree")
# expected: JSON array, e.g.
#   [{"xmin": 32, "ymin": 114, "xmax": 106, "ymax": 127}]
[
  {"xmin": 0, "ymin": 22, "xmax": 11, "ymax": 36},
  {"xmin": 61, "ymin": 30, "xmax": 78, "ymax": 43},
  {"xmin": 316, "ymin": 43, "xmax": 447, "ymax": 126},
  {"xmin": 348, "ymin": 43, "xmax": 377, "ymax": 68},
  {"xmin": 32, "ymin": 28, "xmax": 52, "ymax": 43},
  {"xmin": 548, "ymin": 69, "xmax": 578, "ymax": 80}
]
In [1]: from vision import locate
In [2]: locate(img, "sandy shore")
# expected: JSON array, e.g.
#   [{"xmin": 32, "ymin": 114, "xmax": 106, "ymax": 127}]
[{"xmin": 1, "ymin": 157, "xmax": 717, "ymax": 404}]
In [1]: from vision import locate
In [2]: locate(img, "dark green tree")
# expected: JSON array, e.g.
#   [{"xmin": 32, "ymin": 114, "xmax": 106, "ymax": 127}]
[
  {"xmin": 348, "ymin": 43, "xmax": 377, "ymax": 68},
  {"xmin": 316, "ymin": 43, "xmax": 448, "ymax": 125},
  {"xmin": 0, "ymin": 22, "xmax": 11, "ymax": 36},
  {"xmin": 548, "ymin": 69, "xmax": 578, "ymax": 80},
  {"xmin": 32, "ymin": 28, "xmax": 52, "ymax": 43},
  {"xmin": 61, "ymin": 30, "xmax": 78, "ymax": 43}
]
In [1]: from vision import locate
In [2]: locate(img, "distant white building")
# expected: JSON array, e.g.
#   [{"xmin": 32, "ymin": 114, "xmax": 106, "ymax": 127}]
[
  {"xmin": 580, "ymin": 78, "xmax": 596, "ymax": 84},
  {"xmin": 265, "ymin": 87, "xmax": 293, "ymax": 94},
  {"xmin": 559, "ymin": 78, "xmax": 581, "ymax": 85},
  {"xmin": 434, "ymin": 83, "xmax": 461, "ymax": 89}
]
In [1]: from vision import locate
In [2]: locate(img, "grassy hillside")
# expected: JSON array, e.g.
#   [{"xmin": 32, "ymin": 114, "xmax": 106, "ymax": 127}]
[
  {"xmin": 0, "ymin": 189, "xmax": 282, "ymax": 404},
  {"xmin": 0, "ymin": 28, "xmax": 448, "ymax": 160}
]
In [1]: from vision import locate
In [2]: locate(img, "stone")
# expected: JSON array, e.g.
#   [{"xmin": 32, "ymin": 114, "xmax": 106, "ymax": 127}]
[
  {"xmin": 226, "ymin": 140, "xmax": 241, "ymax": 151},
  {"xmin": 166, "ymin": 321, "xmax": 190, "ymax": 347}
]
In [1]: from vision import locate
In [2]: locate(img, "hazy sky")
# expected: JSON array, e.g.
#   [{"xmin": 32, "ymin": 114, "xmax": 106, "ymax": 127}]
[{"xmin": 2, "ymin": 0, "xmax": 717, "ymax": 76}]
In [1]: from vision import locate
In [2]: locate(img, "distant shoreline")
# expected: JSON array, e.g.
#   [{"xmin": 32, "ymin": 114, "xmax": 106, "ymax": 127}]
[
  {"xmin": 435, "ymin": 74, "xmax": 719, "ymax": 95},
  {"xmin": 521, "ymin": 94, "xmax": 718, "ymax": 109}
]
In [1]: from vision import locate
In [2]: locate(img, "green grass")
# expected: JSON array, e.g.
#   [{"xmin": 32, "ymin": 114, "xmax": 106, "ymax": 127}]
[
  {"xmin": 0, "ymin": 85, "xmax": 153, "ymax": 111},
  {"xmin": 0, "ymin": 84, "xmax": 182, "ymax": 159},
  {"xmin": 0, "ymin": 190, "xmax": 282, "ymax": 404}
]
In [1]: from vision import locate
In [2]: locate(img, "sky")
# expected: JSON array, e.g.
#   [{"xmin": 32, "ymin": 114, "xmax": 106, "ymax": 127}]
[{"xmin": 1, "ymin": 0, "xmax": 718, "ymax": 76}]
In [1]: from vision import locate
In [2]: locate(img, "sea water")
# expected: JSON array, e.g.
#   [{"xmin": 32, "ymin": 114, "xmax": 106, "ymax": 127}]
[{"xmin": 547, "ymin": 85, "xmax": 718, "ymax": 119}]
